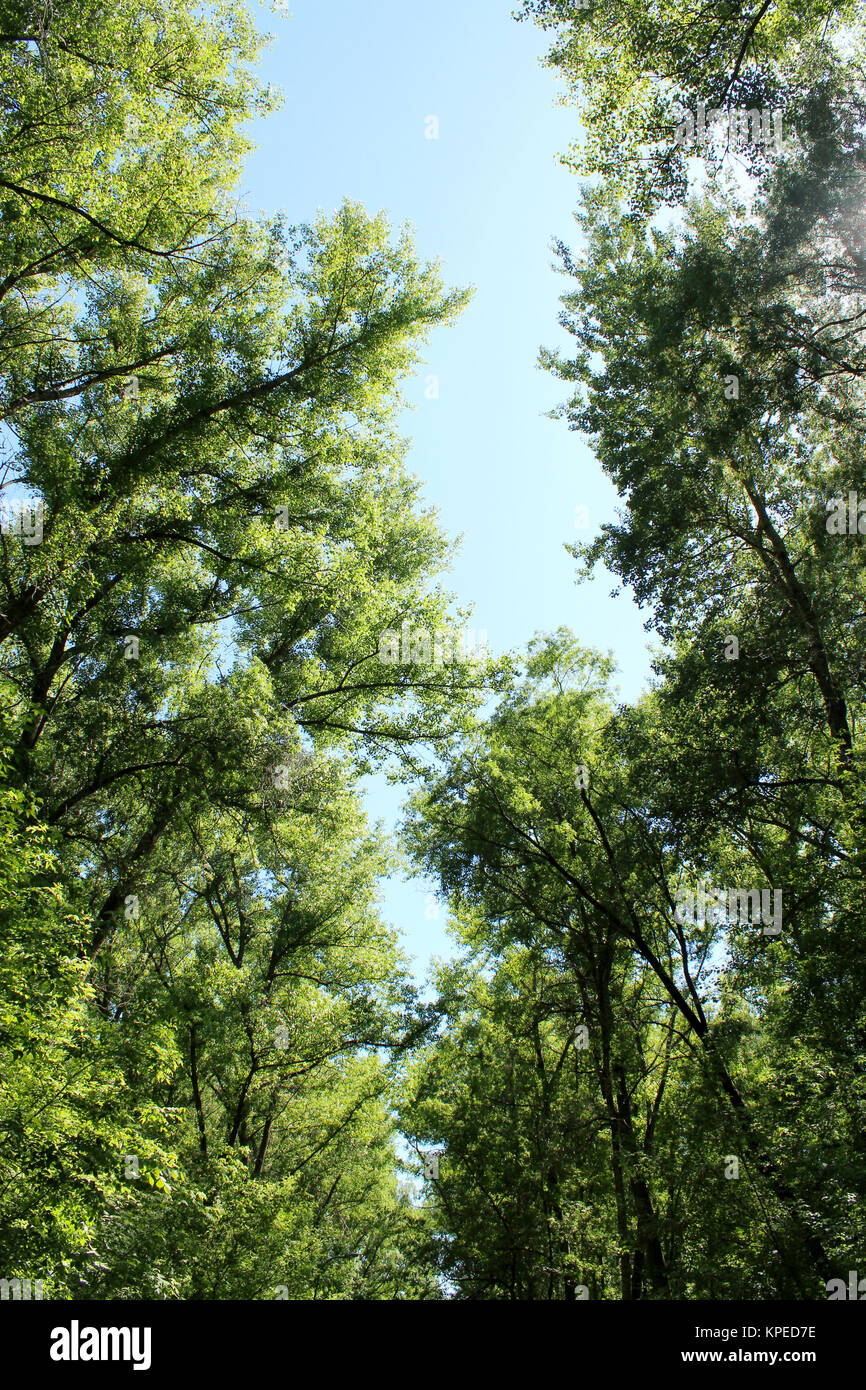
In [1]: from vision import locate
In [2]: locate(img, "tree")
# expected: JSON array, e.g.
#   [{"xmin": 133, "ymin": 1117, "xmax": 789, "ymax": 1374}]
[
  {"xmin": 402, "ymin": 634, "xmax": 859, "ymax": 1296},
  {"xmin": 0, "ymin": 0, "xmax": 481, "ymax": 1298},
  {"xmin": 517, "ymin": 0, "xmax": 865, "ymax": 218}
]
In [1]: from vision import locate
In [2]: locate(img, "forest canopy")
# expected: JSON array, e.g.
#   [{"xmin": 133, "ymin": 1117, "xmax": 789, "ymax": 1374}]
[{"xmin": 0, "ymin": 0, "xmax": 864, "ymax": 1301}]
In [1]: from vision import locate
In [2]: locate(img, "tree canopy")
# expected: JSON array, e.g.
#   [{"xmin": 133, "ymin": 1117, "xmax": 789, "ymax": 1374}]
[{"xmin": 1, "ymin": 0, "xmax": 863, "ymax": 1304}]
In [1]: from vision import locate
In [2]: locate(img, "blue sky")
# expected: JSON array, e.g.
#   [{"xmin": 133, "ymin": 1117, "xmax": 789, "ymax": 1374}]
[{"xmin": 242, "ymin": 0, "xmax": 654, "ymax": 979}]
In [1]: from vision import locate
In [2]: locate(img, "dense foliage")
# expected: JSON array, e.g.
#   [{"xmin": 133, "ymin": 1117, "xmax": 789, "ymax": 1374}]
[
  {"xmin": 1, "ymin": 0, "xmax": 863, "ymax": 1299},
  {"xmin": 0, "ymin": 0, "xmax": 474, "ymax": 1300}
]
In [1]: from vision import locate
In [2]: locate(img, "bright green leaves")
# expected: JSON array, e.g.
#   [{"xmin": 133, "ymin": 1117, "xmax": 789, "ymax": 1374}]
[
  {"xmin": 519, "ymin": 0, "xmax": 865, "ymax": 217},
  {"xmin": 0, "ymin": 0, "xmax": 474, "ymax": 1300}
]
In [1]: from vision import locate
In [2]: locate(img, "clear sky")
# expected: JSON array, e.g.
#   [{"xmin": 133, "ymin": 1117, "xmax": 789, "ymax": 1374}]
[{"xmin": 242, "ymin": 0, "xmax": 654, "ymax": 980}]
